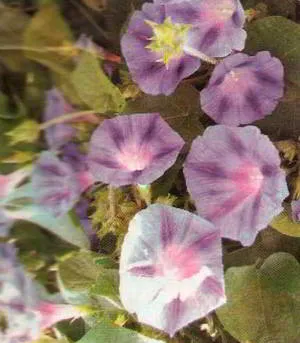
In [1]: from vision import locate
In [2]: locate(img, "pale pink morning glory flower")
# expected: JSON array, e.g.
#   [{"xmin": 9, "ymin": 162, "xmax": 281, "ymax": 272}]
[
  {"xmin": 88, "ymin": 113, "xmax": 184, "ymax": 186},
  {"xmin": 119, "ymin": 204, "xmax": 226, "ymax": 336},
  {"xmin": 184, "ymin": 125, "xmax": 289, "ymax": 246}
]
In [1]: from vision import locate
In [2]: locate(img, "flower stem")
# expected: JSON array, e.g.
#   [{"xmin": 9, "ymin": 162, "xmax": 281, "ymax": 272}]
[
  {"xmin": 39, "ymin": 110, "xmax": 97, "ymax": 130},
  {"xmin": 183, "ymin": 46, "xmax": 218, "ymax": 65},
  {"xmin": 108, "ymin": 185, "xmax": 117, "ymax": 218},
  {"xmin": 132, "ymin": 185, "xmax": 143, "ymax": 208}
]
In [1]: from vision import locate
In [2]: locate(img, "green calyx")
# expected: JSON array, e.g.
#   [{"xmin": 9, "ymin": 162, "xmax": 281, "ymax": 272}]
[{"xmin": 145, "ymin": 17, "xmax": 191, "ymax": 65}]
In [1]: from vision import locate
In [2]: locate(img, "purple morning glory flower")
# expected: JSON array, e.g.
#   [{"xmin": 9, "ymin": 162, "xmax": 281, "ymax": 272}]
[
  {"xmin": 61, "ymin": 142, "xmax": 89, "ymax": 172},
  {"xmin": 200, "ymin": 52, "xmax": 285, "ymax": 126},
  {"xmin": 120, "ymin": 204, "xmax": 226, "ymax": 336},
  {"xmin": 0, "ymin": 243, "xmax": 81, "ymax": 342},
  {"xmin": 164, "ymin": 0, "xmax": 246, "ymax": 58},
  {"xmin": 184, "ymin": 125, "xmax": 289, "ymax": 246},
  {"xmin": 121, "ymin": 2, "xmax": 200, "ymax": 95},
  {"xmin": 43, "ymin": 88, "xmax": 76, "ymax": 150},
  {"xmin": 291, "ymin": 200, "xmax": 300, "ymax": 222},
  {"xmin": 32, "ymin": 151, "xmax": 94, "ymax": 217},
  {"xmin": 88, "ymin": 113, "xmax": 184, "ymax": 186}
]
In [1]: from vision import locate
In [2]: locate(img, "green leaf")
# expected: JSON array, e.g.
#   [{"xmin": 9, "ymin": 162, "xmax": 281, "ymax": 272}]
[
  {"xmin": 246, "ymin": 16, "xmax": 300, "ymax": 86},
  {"xmin": 57, "ymin": 251, "xmax": 123, "ymax": 321},
  {"xmin": 270, "ymin": 208, "xmax": 300, "ymax": 237},
  {"xmin": 77, "ymin": 322, "xmax": 165, "ymax": 343},
  {"xmin": 6, "ymin": 204, "xmax": 89, "ymax": 249},
  {"xmin": 71, "ymin": 51, "xmax": 126, "ymax": 113},
  {"xmin": 58, "ymin": 251, "xmax": 101, "ymax": 297},
  {"xmin": 217, "ymin": 252, "xmax": 300, "ymax": 343},
  {"xmin": 0, "ymin": 4, "xmax": 29, "ymax": 71},
  {"xmin": 126, "ymin": 84, "xmax": 205, "ymax": 144},
  {"xmin": 90, "ymin": 269, "xmax": 119, "ymax": 300},
  {"xmin": 242, "ymin": 0, "xmax": 296, "ymax": 19},
  {"xmin": 254, "ymin": 91, "xmax": 300, "ymax": 140},
  {"xmin": 0, "ymin": 92, "xmax": 27, "ymax": 120},
  {"xmin": 6, "ymin": 120, "xmax": 40, "ymax": 145},
  {"xmin": 1, "ymin": 151, "xmax": 37, "ymax": 164},
  {"xmin": 31, "ymin": 335, "xmax": 70, "ymax": 343},
  {"xmin": 58, "ymin": 250, "xmax": 103, "ymax": 307},
  {"xmin": 23, "ymin": 3, "xmax": 75, "ymax": 76},
  {"xmin": 223, "ymin": 227, "xmax": 300, "ymax": 269},
  {"xmin": 12, "ymin": 222, "xmax": 76, "ymax": 272}
]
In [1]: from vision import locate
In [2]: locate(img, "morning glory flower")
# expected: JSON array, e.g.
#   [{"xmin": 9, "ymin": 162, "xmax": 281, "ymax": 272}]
[
  {"xmin": 43, "ymin": 88, "xmax": 76, "ymax": 150},
  {"xmin": 88, "ymin": 113, "xmax": 184, "ymax": 186},
  {"xmin": 200, "ymin": 52, "xmax": 284, "ymax": 126},
  {"xmin": 121, "ymin": 2, "xmax": 200, "ymax": 95},
  {"xmin": 291, "ymin": 200, "xmax": 300, "ymax": 222},
  {"xmin": 184, "ymin": 125, "xmax": 289, "ymax": 246},
  {"xmin": 119, "ymin": 204, "xmax": 226, "ymax": 336},
  {"xmin": 164, "ymin": 0, "xmax": 246, "ymax": 58},
  {"xmin": 32, "ymin": 151, "xmax": 94, "ymax": 217},
  {"xmin": 0, "ymin": 243, "xmax": 81, "ymax": 343}
]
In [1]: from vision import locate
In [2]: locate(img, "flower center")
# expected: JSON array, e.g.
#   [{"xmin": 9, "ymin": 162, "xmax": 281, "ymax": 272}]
[
  {"xmin": 222, "ymin": 69, "xmax": 247, "ymax": 92},
  {"xmin": 116, "ymin": 143, "xmax": 153, "ymax": 172},
  {"xmin": 157, "ymin": 244, "xmax": 200, "ymax": 281},
  {"xmin": 233, "ymin": 164, "xmax": 264, "ymax": 195},
  {"xmin": 145, "ymin": 17, "xmax": 191, "ymax": 65}
]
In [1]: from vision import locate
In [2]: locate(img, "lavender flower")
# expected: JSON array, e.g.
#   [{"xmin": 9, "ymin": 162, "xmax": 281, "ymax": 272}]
[
  {"xmin": 200, "ymin": 52, "xmax": 284, "ymax": 126},
  {"xmin": 291, "ymin": 200, "xmax": 300, "ymax": 222},
  {"xmin": 164, "ymin": 0, "xmax": 246, "ymax": 58},
  {"xmin": 121, "ymin": 2, "xmax": 200, "ymax": 95},
  {"xmin": 43, "ymin": 88, "xmax": 76, "ymax": 150},
  {"xmin": 31, "ymin": 151, "xmax": 93, "ymax": 217},
  {"xmin": 88, "ymin": 113, "xmax": 184, "ymax": 186},
  {"xmin": 184, "ymin": 125, "xmax": 289, "ymax": 246},
  {"xmin": 120, "ymin": 204, "xmax": 226, "ymax": 336},
  {"xmin": 0, "ymin": 243, "xmax": 81, "ymax": 343}
]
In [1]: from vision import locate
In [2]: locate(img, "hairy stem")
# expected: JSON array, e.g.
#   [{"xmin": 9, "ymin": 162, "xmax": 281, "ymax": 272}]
[
  {"xmin": 39, "ymin": 110, "xmax": 97, "ymax": 130},
  {"xmin": 183, "ymin": 46, "xmax": 218, "ymax": 65}
]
